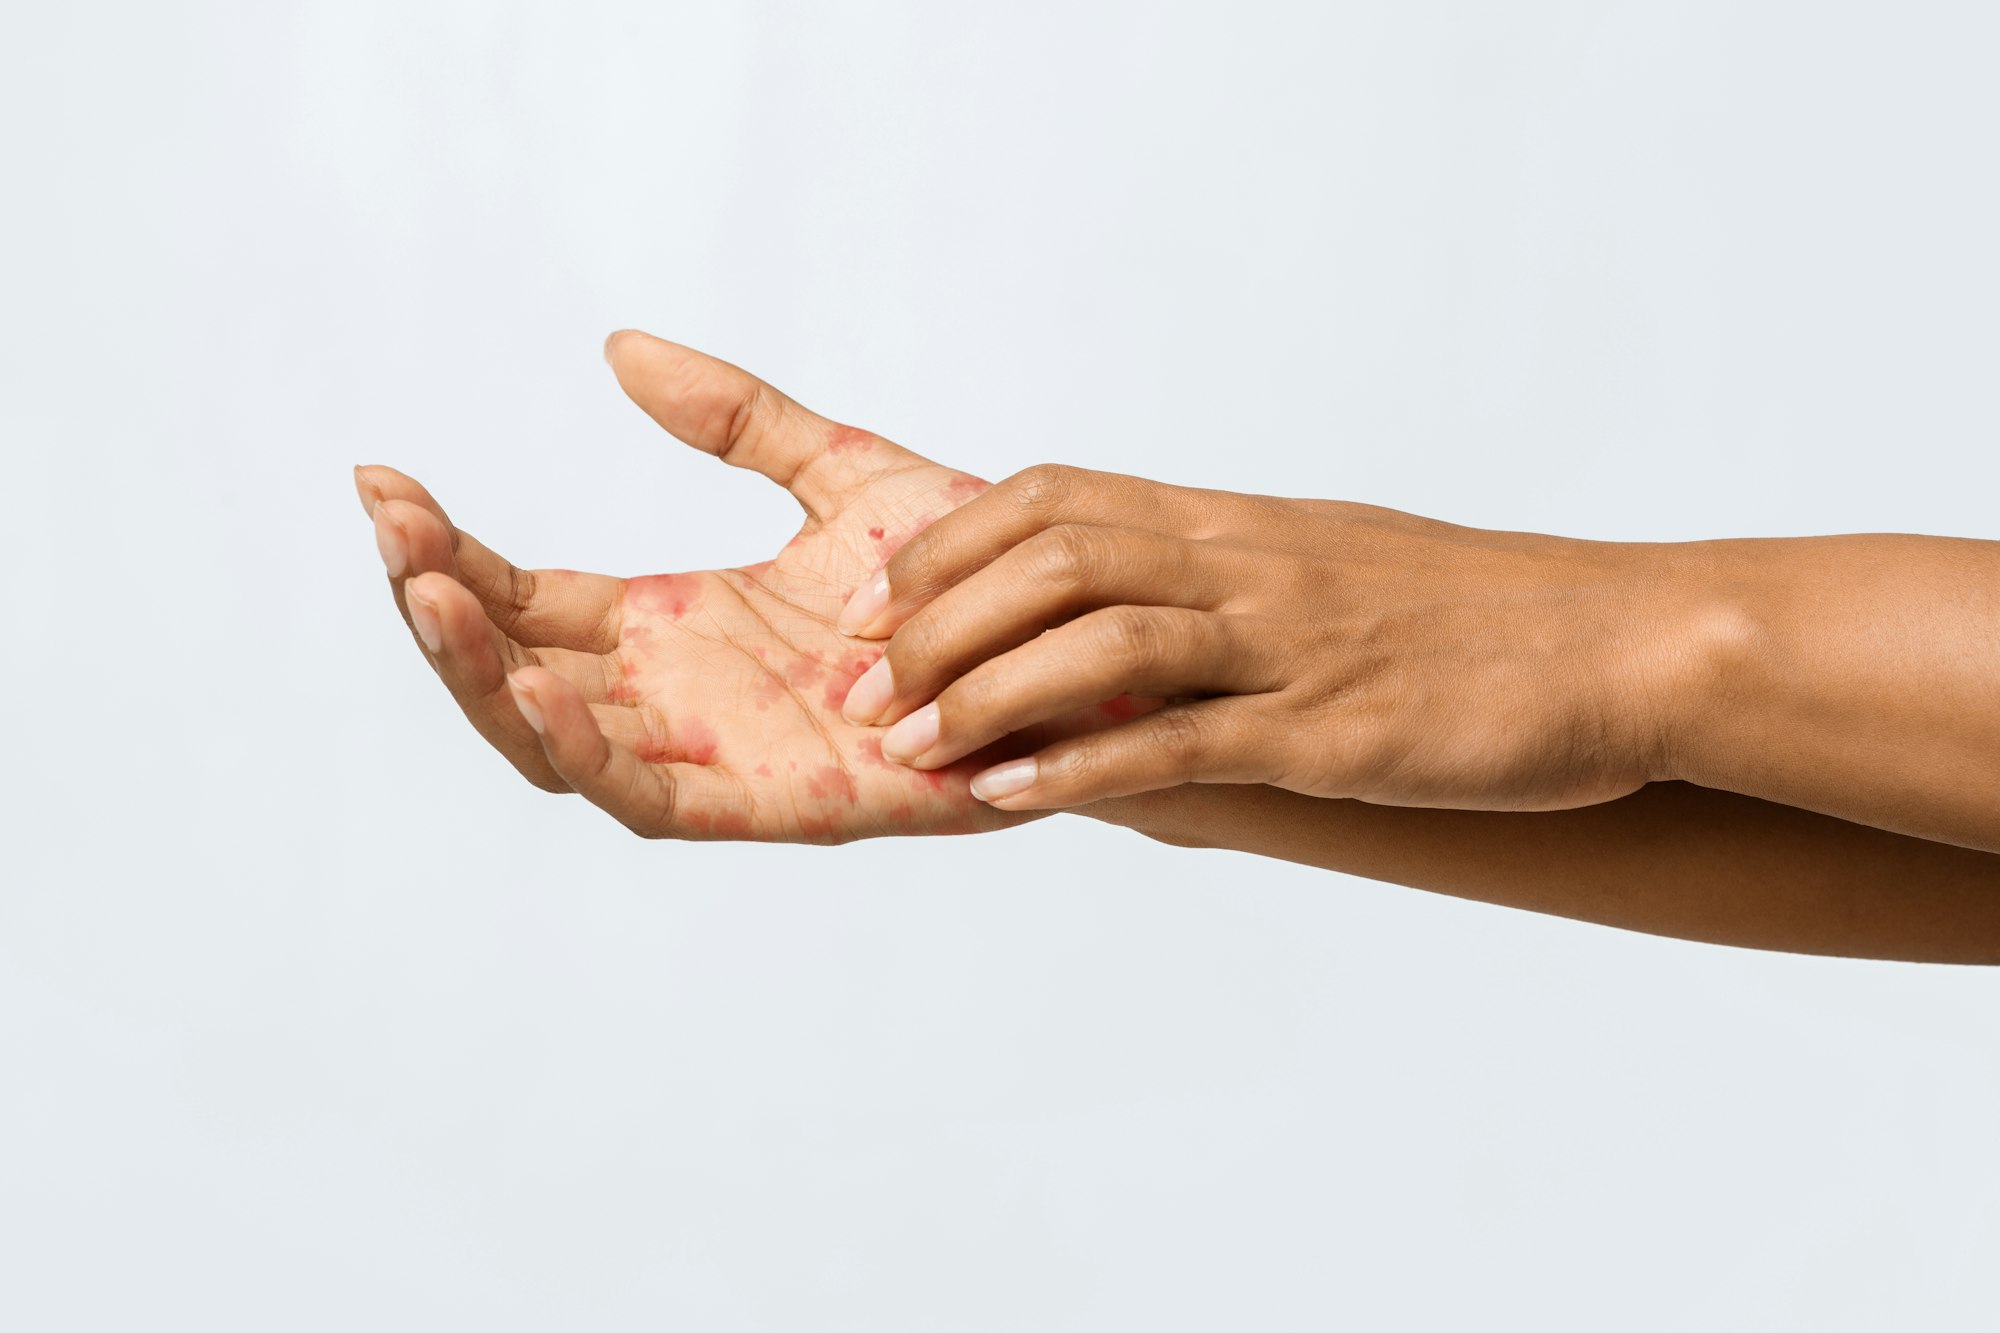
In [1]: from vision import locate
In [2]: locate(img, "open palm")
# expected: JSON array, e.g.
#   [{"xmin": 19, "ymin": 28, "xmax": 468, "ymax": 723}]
[{"xmin": 359, "ymin": 331, "xmax": 1038, "ymax": 842}]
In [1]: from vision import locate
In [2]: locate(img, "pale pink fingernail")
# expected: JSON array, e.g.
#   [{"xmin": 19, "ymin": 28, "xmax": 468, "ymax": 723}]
[
  {"xmin": 353, "ymin": 465, "xmax": 380, "ymax": 516},
  {"xmin": 836, "ymin": 569, "xmax": 891, "ymax": 636},
  {"xmin": 406, "ymin": 586, "xmax": 442, "ymax": 653},
  {"xmin": 373, "ymin": 505, "xmax": 408, "ymax": 577},
  {"xmin": 508, "ymin": 675, "xmax": 545, "ymax": 733},
  {"xmin": 881, "ymin": 702, "xmax": 940, "ymax": 763},
  {"xmin": 970, "ymin": 758, "xmax": 1037, "ymax": 803},
  {"xmin": 841, "ymin": 655, "xmax": 895, "ymax": 725}
]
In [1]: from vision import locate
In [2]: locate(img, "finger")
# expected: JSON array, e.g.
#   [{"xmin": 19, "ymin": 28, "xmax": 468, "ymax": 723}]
[
  {"xmin": 837, "ymin": 464, "xmax": 1224, "ymax": 637},
  {"xmin": 380, "ymin": 503, "xmax": 622, "ymax": 700},
  {"xmin": 507, "ymin": 667, "xmax": 744, "ymax": 839},
  {"xmin": 842, "ymin": 523, "xmax": 1253, "ymax": 727},
  {"xmin": 402, "ymin": 572, "xmax": 569, "ymax": 792},
  {"xmin": 877, "ymin": 606, "xmax": 1276, "ymax": 772},
  {"xmin": 964, "ymin": 697, "xmax": 1269, "ymax": 811},
  {"xmin": 602, "ymin": 329, "xmax": 924, "ymax": 521},
  {"xmin": 355, "ymin": 462, "xmax": 449, "ymax": 523},
  {"xmin": 360, "ymin": 468, "xmax": 625, "ymax": 653}
]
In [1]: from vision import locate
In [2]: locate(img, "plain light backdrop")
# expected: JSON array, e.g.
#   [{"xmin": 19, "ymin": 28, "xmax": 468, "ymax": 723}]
[{"xmin": 3, "ymin": 2, "xmax": 1996, "ymax": 1328}]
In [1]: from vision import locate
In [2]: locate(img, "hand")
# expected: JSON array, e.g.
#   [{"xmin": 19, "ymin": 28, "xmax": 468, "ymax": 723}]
[
  {"xmin": 836, "ymin": 465, "xmax": 1695, "ymax": 813},
  {"xmin": 359, "ymin": 331, "xmax": 1062, "ymax": 842}
]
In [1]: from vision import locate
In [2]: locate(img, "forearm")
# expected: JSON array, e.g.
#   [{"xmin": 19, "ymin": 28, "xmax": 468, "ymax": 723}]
[
  {"xmin": 1078, "ymin": 781, "xmax": 2000, "ymax": 963},
  {"xmin": 1652, "ymin": 534, "xmax": 2000, "ymax": 852}
]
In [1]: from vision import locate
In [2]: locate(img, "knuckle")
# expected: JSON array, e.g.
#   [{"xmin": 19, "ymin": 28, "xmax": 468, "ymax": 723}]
[
  {"xmin": 887, "ymin": 614, "xmax": 950, "ymax": 678},
  {"xmin": 888, "ymin": 533, "xmax": 950, "ymax": 599},
  {"xmin": 506, "ymin": 564, "xmax": 537, "ymax": 617},
  {"xmin": 1007, "ymin": 462, "xmax": 1082, "ymax": 514},
  {"xmin": 1147, "ymin": 706, "xmax": 1212, "ymax": 766},
  {"xmin": 1026, "ymin": 523, "xmax": 1104, "ymax": 586},
  {"xmin": 948, "ymin": 669, "xmax": 1008, "ymax": 724},
  {"xmin": 720, "ymin": 382, "xmax": 769, "ymax": 462},
  {"xmin": 1090, "ymin": 605, "xmax": 1165, "ymax": 669}
]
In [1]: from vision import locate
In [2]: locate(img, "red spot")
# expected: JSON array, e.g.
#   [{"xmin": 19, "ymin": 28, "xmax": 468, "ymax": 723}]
[
  {"xmin": 675, "ymin": 718, "xmax": 720, "ymax": 765},
  {"xmin": 943, "ymin": 473, "xmax": 991, "ymax": 501},
  {"xmin": 805, "ymin": 764, "xmax": 859, "ymax": 804},
  {"xmin": 871, "ymin": 516, "xmax": 938, "ymax": 563},
  {"xmin": 887, "ymin": 803, "xmax": 913, "ymax": 826},
  {"xmin": 637, "ymin": 716, "xmax": 721, "ymax": 766},
  {"xmin": 608, "ymin": 664, "xmax": 640, "ymax": 704},
  {"xmin": 737, "ymin": 560, "xmax": 776, "ymax": 582},
  {"xmin": 684, "ymin": 810, "xmax": 712, "ymax": 834},
  {"xmin": 855, "ymin": 736, "xmax": 892, "ymax": 768},
  {"xmin": 1097, "ymin": 694, "xmax": 1142, "ymax": 720},
  {"xmin": 626, "ymin": 572, "xmax": 702, "ymax": 620},
  {"xmin": 826, "ymin": 425, "xmax": 875, "ymax": 454},
  {"xmin": 711, "ymin": 810, "xmax": 752, "ymax": 839},
  {"xmin": 912, "ymin": 767, "xmax": 948, "ymax": 792},
  {"xmin": 799, "ymin": 814, "xmax": 836, "ymax": 839},
  {"xmin": 784, "ymin": 655, "xmax": 824, "ymax": 689},
  {"xmin": 754, "ymin": 762, "xmax": 773, "ymax": 778},
  {"xmin": 821, "ymin": 650, "xmax": 881, "ymax": 711}
]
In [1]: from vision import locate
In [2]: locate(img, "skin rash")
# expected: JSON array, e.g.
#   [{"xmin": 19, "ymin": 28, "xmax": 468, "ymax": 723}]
[{"xmin": 361, "ymin": 330, "xmax": 2000, "ymax": 963}]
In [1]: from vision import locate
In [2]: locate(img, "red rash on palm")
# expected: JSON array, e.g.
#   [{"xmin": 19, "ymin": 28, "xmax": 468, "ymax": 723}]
[
  {"xmin": 626, "ymin": 572, "xmax": 702, "ymax": 620},
  {"xmin": 589, "ymin": 447, "xmax": 1029, "ymax": 842},
  {"xmin": 634, "ymin": 716, "xmax": 720, "ymax": 766}
]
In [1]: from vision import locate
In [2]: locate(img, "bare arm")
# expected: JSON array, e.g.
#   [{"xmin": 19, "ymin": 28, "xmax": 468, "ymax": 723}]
[
  {"xmin": 1657, "ymin": 534, "xmax": 2000, "ymax": 852},
  {"xmin": 1080, "ymin": 781, "xmax": 2000, "ymax": 964}
]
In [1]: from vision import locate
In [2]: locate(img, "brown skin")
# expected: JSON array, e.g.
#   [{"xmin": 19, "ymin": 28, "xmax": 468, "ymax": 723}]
[
  {"xmin": 844, "ymin": 466, "xmax": 2000, "ymax": 857},
  {"xmin": 1087, "ymin": 783, "xmax": 2000, "ymax": 965},
  {"xmin": 361, "ymin": 330, "xmax": 2000, "ymax": 962}
]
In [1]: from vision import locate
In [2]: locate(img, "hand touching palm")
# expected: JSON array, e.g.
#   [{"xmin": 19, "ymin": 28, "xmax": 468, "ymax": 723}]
[{"xmin": 359, "ymin": 331, "xmax": 1037, "ymax": 842}]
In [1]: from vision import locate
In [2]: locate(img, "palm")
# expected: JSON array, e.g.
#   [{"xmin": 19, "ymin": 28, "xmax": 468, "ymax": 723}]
[
  {"xmin": 605, "ymin": 447, "xmax": 1015, "ymax": 840},
  {"xmin": 362, "ymin": 332, "xmax": 1039, "ymax": 842}
]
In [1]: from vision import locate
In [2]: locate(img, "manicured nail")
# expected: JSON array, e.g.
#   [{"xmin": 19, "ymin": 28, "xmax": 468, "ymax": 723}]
[
  {"xmin": 406, "ymin": 586, "xmax": 442, "ymax": 653},
  {"xmin": 508, "ymin": 675, "xmax": 545, "ymax": 733},
  {"xmin": 881, "ymin": 702, "xmax": 939, "ymax": 763},
  {"xmin": 970, "ymin": 758, "xmax": 1037, "ymax": 803},
  {"xmin": 841, "ymin": 656, "xmax": 895, "ymax": 726},
  {"xmin": 353, "ymin": 465, "xmax": 379, "ymax": 516},
  {"xmin": 372, "ymin": 504, "xmax": 408, "ymax": 577},
  {"xmin": 836, "ymin": 569, "xmax": 891, "ymax": 636}
]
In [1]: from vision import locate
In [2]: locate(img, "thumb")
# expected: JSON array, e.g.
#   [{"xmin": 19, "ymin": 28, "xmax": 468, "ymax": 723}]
[{"xmin": 604, "ymin": 330, "xmax": 925, "ymax": 520}]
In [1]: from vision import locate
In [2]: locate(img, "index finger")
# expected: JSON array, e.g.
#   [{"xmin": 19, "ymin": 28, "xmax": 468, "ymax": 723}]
[{"xmin": 835, "ymin": 463, "xmax": 1204, "ymax": 639}]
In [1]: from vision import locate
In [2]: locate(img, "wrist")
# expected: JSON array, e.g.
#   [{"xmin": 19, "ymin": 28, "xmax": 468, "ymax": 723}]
[{"xmin": 1629, "ymin": 538, "xmax": 1765, "ymax": 785}]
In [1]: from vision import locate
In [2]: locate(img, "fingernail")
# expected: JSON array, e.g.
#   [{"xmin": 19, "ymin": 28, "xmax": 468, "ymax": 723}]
[
  {"xmin": 841, "ymin": 655, "xmax": 895, "ymax": 726},
  {"xmin": 970, "ymin": 758, "xmax": 1037, "ymax": 803},
  {"xmin": 372, "ymin": 504, "xmax": 408, "ymax": 577},
  {"xmin": 836, "ymin": 569, "xmax": 891, "ymax": 636},
  {"xmin": 881, "ymin": 702, "xmax": 939, "ymax": 763},
  {"xmin": 508, "ymin": 675, "xmax": 545, "ymax": 733},
  {"xmin": 353, "ymin": 465, "xmax": 379, "ymax": 516},
  {"xmin": 406, "ymin": 586, "xmax": 442, "ymax": 653}
]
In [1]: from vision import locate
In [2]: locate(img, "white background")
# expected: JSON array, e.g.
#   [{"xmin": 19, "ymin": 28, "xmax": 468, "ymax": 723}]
[{"xmin": 4, "ymin": 2, "xmax": 1997, "ymax": 1328}]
